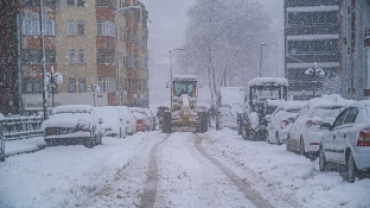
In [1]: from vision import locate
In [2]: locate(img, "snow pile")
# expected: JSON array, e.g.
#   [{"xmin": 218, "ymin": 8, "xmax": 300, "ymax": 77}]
[
  {"xmin": 41, "ymin": 113, "xmax": 93, "ymax": 130},
  {"xmin": 5, "ymin": 137, "xmax": 45, "ymax": 156},
  {"xmin": 249, "ymin": 112, "xmax": 260, "ymax": 129},
  {"xmin": 200, "ymin": 129, "xmax": 370, "ymax": 208},
  {"xmin": 52, "ymin": 105, "xmax": 93, "ymax": 114},
  {"xmin": 0, "ymin": 132, "xmax": 161, "ymax": 207}
]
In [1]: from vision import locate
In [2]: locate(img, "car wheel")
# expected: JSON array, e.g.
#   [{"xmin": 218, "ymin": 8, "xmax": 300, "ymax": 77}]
[
  {"xmin": 275, "ymin": 132, "xmax": 281, "ymax": 145},
  {"xmin": 319, "ymin": 146, "xmax": 328, "ymax": 172},
  {"xmin": 346, "ymin": 152, "xmax": 357, "ymax": 183},
  {"xmin": 300, "ymin": 137, "xmax": 306, "ymax": 156},
  {"xmin": 286, "ymin": 135, "xmax": 292, "ymax": 151}
]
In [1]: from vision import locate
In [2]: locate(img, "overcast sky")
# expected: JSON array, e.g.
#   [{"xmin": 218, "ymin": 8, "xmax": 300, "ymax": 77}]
[{"xmin": 140, "ymin": 0, "xmax": 285, "ymax": 104}]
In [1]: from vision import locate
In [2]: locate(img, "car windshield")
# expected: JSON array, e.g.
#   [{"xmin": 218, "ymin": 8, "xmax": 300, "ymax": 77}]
[
  {"xmin": 286, "ymin": 108, "xmax": 300, "ymax": 113},
  {"xmin": 173, "ymin": 81, "xmax": 196, "ymax": 97},
  {"xmin": 252, "ymin": 86, "xmax": 281, "ymax": 101},
  {"xmin": 313, "ymin": 107, "xmax": 343, "ymax": 119}
]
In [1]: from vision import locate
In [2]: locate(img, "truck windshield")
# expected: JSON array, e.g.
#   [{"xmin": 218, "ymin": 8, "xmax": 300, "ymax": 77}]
[
  {"xmin": 173, "ymin": 81, "xmax": 196, "ymax": 97},
  {"xmin": 252, "ymin": 86, "xmax": 282, "ymax": 101}
]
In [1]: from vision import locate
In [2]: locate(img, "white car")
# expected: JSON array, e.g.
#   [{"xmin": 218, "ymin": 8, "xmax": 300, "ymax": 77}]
[
  {"xmin": 266, "ymin": 101, "xmax": 306, "ymax": 145},
  {"xmin": 115, "ymin": 106, "xmax": 136, "ymax": 135},
  {"xmin": 287, "ymin": 97, "xmax": 352, "ymax": 158},
  {"xmin": 42, "ymin": 105, "xmax": 103, "ymax": 147},
  {"xmin": 319, "ymin": 101, "xmax": 370, "ymax": 183},
  {"xmin": 94, "ymin": 106, "xmax": 128, "ymax": 138}
]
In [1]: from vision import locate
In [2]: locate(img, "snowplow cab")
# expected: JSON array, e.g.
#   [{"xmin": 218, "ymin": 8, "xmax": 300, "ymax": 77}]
[
  {"xmin": 163, "ymin": 75, "xmax": 209, "ymax": 133},
  {"xmin": 242, "ymin": 77, "xmax": 288, "ymax": 141}
]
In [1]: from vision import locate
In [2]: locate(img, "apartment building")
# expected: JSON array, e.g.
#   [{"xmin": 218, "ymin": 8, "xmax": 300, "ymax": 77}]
[
  {"xmin": 6, "ymin": 0, "xmax": 149, "ymax": 111},
  {"xmin": 338, "ymin": 0, "xmax": 370, "ymax": 100},
  {"xmin": 285, "ymin": 0, "xmax": 340, "ymax": 100}
]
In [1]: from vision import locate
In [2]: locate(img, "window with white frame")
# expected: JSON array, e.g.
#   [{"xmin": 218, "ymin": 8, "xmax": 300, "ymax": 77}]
[
  {"xmin": 23, "ymin": 19, "xmax": 39, "ymax": 35},
  {"xmin": 69, "ymin": 78, "xmax": 76, "ymax": 93},
  {"xmin": 97, "ymin": 20, "xmax": 115, "ymax": 37},
  {"xmin": 78, "ymin": 49, "xmax": 85, "ymax": 63},
  {"xmin": 44, "ymin": 20, "xmax": 55, "ymax": 35},
  {"xmin": 98, "ymin": 77, "xmax": 116, "ymax": 93},
  {"xmin": 77, "ymin": 20, "xmax": 84, "ymax": 35},
  {"xmin": 68, "ymin": 20, "xmax": 75, "ymax": 35},
  {"xmin": 69, "ymin": 49, "xmax": 76, "ymax": 63},
  {"xmin": 79, "ymin": 78, "xmax": 86, "ymax": 93}
]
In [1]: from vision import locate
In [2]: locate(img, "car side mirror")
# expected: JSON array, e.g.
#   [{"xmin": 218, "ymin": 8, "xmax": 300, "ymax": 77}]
[
  {"xmin": 98, "ymin": 118, "xmax": 103, "ymax": 124},
  {"xmin": 166, "ymin": 81, "xmax": 172, "ymax": 88},
  {"xmin": 320, "ymin": 122, "xmax": 331, "ymax": 131}
]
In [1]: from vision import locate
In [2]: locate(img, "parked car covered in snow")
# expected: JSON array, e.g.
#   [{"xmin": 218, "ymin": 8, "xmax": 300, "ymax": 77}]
[
  {"xmin": 94, "ymin": 106, "xmax": 128, "ymax": 138},
  {"xmin": 42, "ymin": 105, "xmax": 103, "ymax": 147},
  {"xmin": 266, "ymin": 101, "xmax": 306, "ymax": 145},
  {"xmin": 287, "ymin": 96, "xmax": 353, "ymax": 158},
  {"xmin": 115, "ymin": 106, "xmax": 136, "ymax": 135},
  {"xmin": 0, "ymin": 113, "xmax": 5, "ymax": 162},
  {"xmin": 319, "ymin": 101, "xmax": 370, "ymax": 183},
  {"xmin": 130, "ymin": 107, "xmax": 153, "ymax": 132}
]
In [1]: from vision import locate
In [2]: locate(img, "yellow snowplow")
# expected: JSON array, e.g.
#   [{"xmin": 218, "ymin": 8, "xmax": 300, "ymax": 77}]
[{"xmin": 162, "ymin": 75, "xmax": 209, "ymax": 133}]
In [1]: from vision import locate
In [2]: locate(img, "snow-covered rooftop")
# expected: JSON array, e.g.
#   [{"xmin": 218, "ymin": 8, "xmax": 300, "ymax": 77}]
[
  {"xmin": 248, "ymin": 77, "xmax": 288, "ymax": 88},
  {"xmin": 172, "ymin": 75, "xmax": 198, "ymax": 82}
]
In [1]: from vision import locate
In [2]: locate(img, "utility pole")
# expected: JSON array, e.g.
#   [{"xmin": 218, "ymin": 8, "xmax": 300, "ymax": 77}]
[
  {"xmin": 259, "ymin": 42, "xmax": 266, "ymax": 77},
  {"xmin": 313, "ymin": 62, "xmax": 317, "ymax": 98},
  {"xmin": 39, "ymin": 0, "xmax": 47, "ymax": 120}
]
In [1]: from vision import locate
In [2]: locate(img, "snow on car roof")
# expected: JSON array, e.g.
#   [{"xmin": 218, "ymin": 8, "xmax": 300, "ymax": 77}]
[
  {"xmin": 306, "ymin": 96, "xmax": 354, "ymax": 109},
  {"xmin": 172, "ymin": 75, "xmax": 198, "ymax": 82},
  {"xmin": 52, "ymin": 105, "xmax": 93, "ymax": 114},
  {"xmin": 248, "ymin": 77, "xmax": 288, "ymax": 87},
  {"xmin": 279, "ymin": 101, "xmax": 307, "ymax": 110}
]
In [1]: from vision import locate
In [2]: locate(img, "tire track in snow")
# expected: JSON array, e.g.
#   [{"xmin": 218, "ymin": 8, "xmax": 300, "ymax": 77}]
[
  {"xmin": 194, "ymin": 134, "xmax": 274, "ymax": 208},
  {"xmin": 139, "ymin": 133, "xmax": 170, "ymax": 208}
]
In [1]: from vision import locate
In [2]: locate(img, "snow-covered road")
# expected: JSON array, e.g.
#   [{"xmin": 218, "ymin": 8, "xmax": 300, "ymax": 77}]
[{"xmin": 1, "ymin": 129, "xmax": 369, "ymax": 208}]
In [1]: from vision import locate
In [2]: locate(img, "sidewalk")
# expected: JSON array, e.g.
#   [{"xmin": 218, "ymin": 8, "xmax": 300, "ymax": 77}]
[{"xmin": 5, "ymin": 137, "xmax": 46, "ymax": 157}]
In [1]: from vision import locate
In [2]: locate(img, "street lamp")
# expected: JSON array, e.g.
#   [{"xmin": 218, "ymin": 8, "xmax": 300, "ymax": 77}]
[
  {"xmin": 305, "ymin": 62, "xmax": 325, "ymax": 98},
  {"xmin": 169, "ymin": 48, "xmax": 185, "ymax": 81},
  {"xmin": 114, "ymin": 5, "xmax": 141, "ymax": 106},
  {"xmin": 259, "ymin": 42, "xmax": 266, "ymax": 77}
]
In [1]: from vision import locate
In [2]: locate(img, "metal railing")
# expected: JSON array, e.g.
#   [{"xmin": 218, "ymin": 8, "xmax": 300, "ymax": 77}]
[{"xmin": 0, "ymin": 115, "xmax": 44, "ymax": 140}]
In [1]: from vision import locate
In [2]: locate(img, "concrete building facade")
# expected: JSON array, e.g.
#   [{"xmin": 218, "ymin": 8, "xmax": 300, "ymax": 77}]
[{"xmin": 284, "ymin": 0, "xmax": 340, "ymax": 100}]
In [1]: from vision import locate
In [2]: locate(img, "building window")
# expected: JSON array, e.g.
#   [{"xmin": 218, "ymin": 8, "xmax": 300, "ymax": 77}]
[
  {"xmin": 127, "ymin": 55, "xmax": 133, "ymax": 67},
  {"xmin": 68, "ymin": 20, "xmax": 75, "ymax": 35},
  {"xmin": 23, "ymin": 19, "xmax": 39, "ymax": 35},
  {"xmin": 97, "ymin": 20, "xmax": 115, "ymax": 37},
  {"xmin": 77, "ymin": 20, "xmax": 84, "ymax": 36},
  {"xmin": 25, "ymin": 78, "xmax": 33, "ymax": 93},
  {"xmin": 25, "ymin": 0, "xmax": 33, "ymax": 6},
  {"xmin": 69, "ymin": 78, "xmax": 76, "ymax": 93},
  {"xmin": 69, "ymin": 49, "xmax": 76, "ymax": 63},
  {"xmin": 78, "ymin": 49, "xmax": 85, "ymax": 63},
  {"xmin": 79, "ymin": 78, "xmax": 86, "ymax": 93},
  {"xmin": 24, "ymin": 78, "xmax": 41, "ymax": 93},
  {"xmin": 67, "ymin": 0, "xmax": 74, "ymax": 6},
  {"xmin": 98, "ymin": 77, "xmax": 116, "ymax": 93},
  {"xmin": 45, "ymin": 50, "xmax": 56, "ymax": 64},
  {"xmin": 45, "ymin": 20, "xmax": 54, "ymax": 35},
  {"xmin": 77, "ymin": 0, "xmax": 84, "ymax": 6}
]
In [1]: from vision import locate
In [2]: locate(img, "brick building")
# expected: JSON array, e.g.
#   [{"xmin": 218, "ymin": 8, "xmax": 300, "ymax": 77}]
[{"xmin": 1, "ymin": 0, "xmax": 149, "ymax": 114}]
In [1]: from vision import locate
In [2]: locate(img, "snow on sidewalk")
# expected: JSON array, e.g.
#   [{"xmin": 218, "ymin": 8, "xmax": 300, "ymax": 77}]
[
  {"xmin": 5, "ymin": 137, "xmax": 46, "ymax": 157},
  {"xmin": 199, "ymin": 128, "xmax": 370, "ymax": 208},
  {"xmin": 0, "ymin": 132, "xmax": 161, "ymax": 208}
]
